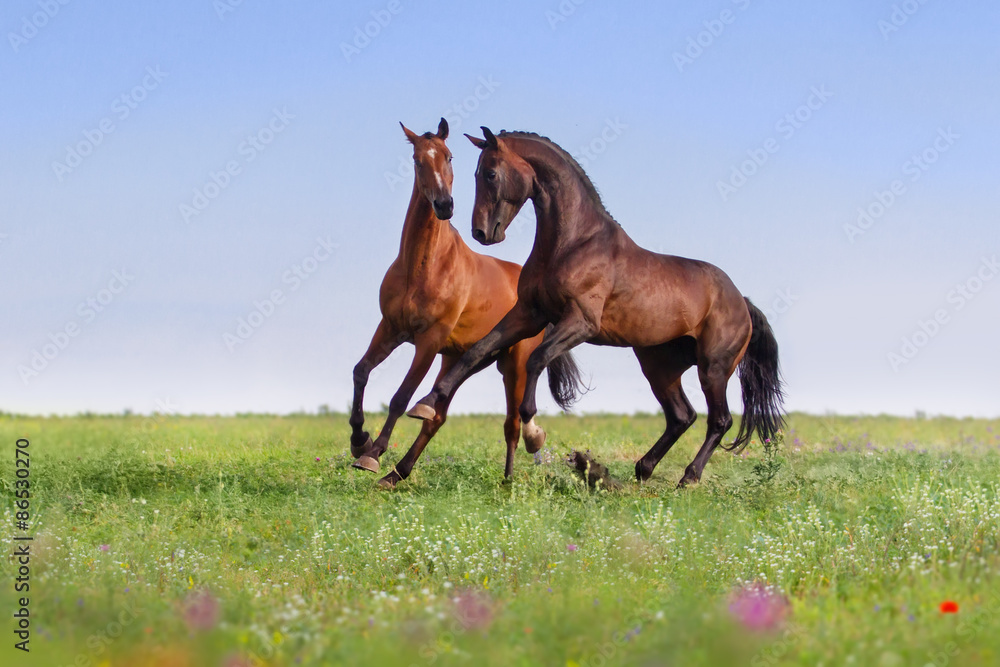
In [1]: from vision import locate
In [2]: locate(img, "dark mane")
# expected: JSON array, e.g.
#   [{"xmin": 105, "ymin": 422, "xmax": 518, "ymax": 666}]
[{"xmin": 497, "ymin": 130, "xmax": 617, "ymax": 224}]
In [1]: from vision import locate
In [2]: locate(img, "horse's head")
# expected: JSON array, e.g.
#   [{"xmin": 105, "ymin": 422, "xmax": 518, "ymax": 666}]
[
  {"xmin": 401, "ymin": 118, "xmax": 454, "ymax": 220},
  {"xmin": 466, "ymin": 126, "xmax": 532, "ymax": 245}
]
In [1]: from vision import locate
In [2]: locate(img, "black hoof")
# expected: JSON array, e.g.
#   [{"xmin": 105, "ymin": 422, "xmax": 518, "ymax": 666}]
[
  {"xmin": 635, "ymin": 460, "xmax": 653, "ymax": 483},
  {"xmin": 676, "ymin": 474, "xmax": 699, "ymax": 488}
]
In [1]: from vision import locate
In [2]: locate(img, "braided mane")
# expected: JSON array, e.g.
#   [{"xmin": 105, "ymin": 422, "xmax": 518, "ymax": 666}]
[{"xmin": 497, "ymin": 130, "xmax": 617, "ymax": 223}]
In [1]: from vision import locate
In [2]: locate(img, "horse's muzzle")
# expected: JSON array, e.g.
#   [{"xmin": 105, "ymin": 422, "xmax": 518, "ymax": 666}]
[{"xmin": 433, "ymin": 198, "xmax": 454, "ymax": 220}]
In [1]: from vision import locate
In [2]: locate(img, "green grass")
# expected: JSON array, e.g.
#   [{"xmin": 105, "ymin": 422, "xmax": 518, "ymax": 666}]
[{"xmin": 2, "ymin": 411, "xmax": 1000, "ymax": 666}]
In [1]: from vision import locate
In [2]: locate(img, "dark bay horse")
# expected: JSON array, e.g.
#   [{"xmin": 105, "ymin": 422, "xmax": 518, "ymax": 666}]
[
  {"xmin": 408, "ymin": 127, "xmax": 784, "ymax": 487},
  {"xmin": 349, "ymin": 119, "xmax": 582, "ymax": 488}
]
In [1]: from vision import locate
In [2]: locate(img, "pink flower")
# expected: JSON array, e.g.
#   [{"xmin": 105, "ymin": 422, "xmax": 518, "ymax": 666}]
[
  {"xmin": 99, "ymin": 544, "xmax": 110, "ymax": 552},
  {"xmin": 183, "ymin": 590, "xmax": 220, "ymax": 631},
  {"xmin": 728, "ymin": 584, "xmax": 790, "ymax": 632},
  {"xmin": 453, "ymin": 591, "xmax": 494, "ymax": 632},
  {"xmin": 567, "ymin": 543, "xmax": 578, "ymax": 552}
]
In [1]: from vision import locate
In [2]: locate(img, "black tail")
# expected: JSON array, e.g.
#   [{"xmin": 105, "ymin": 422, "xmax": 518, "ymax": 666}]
[
  {"xmin": 724, "ymin": 298, "xmax": 785, "ymax": 452},
  {"xmin": 545, "ymin": 326, "xmax": 587, "ymax": 412}
]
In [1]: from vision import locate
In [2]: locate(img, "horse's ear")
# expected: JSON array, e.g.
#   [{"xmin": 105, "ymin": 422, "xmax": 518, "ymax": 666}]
[
  {"xmin": 437, "ymin": 117, "xmax": 449, "ymax": 140},
  {"xmin": 481, "ymin": 126, "xmax": 499, "ymax": 149},
  {"xmin": 400, "ymin": 122, "xmax": 420, "ymax": 144},
  {"xmin": 465, "ymin": 133, "xmax": 488, "ymax": 150}
]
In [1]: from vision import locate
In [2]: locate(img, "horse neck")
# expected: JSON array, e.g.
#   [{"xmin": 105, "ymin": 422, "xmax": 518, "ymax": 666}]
[
  {"xmin": 528, "ymin": 164, "xmax": 607, "ymax": 257},
  {"xmin": 398, "ymin": 180, "xmax": 451, "ymax": 277}
]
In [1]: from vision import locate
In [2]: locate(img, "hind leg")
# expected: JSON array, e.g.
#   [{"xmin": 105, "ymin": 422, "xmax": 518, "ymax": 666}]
[
  {"xmin": 678, "ymin": 365, "xmax": 732, "ymax": 487},
  {"xmin": 678, "ymin": 337, "xmax": 746, "ymax": 486},
  {"xmin": 500, "ymin": 334, "xmax": 546, "ymax": 478},
  {"xmin": 379, "ymin": 354, "xmax": 498, "ymax": 488},
  {"xmin": 633, "ymin": 339, "xmax": 698, "ymax": 482}
]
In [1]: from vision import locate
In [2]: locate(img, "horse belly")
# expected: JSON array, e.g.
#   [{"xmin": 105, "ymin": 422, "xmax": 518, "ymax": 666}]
[{"xmin": 593, "ymin": 293, "xmax": 696, "ymax": 348}]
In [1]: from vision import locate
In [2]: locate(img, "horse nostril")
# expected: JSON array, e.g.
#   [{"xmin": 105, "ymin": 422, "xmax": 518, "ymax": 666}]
[{"xmin": 472, "ymin": 228, "xmax": 487, "ymax": 244}]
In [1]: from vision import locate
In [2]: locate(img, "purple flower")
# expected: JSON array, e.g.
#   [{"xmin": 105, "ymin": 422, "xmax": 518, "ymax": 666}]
[
  {"xmin": 183, "ymin": 590, "xmax": 220, "ymax": 631},
  {"xmin": 99, "ymin": 544, "xmax": 110, "ymax": 552},
  {"xmin": 453, "ymin": 591, "xmax": 494, "ymax": 631},
  {"xmin": 728, "ymin": 584, "xmax": 790, "ymax": 632},
  {"xmin": 567, "ymin": 543, "xmax": 578, "ymax": 552}
]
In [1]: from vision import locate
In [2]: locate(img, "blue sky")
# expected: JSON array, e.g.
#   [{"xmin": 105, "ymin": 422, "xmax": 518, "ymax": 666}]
[{"xmin": 2, "ymin": 0, "xmax": 998, "ymax": 417}]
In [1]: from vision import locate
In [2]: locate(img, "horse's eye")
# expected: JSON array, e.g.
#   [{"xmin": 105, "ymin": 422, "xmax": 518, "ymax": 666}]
[
  {"xmin": 485, "ymin": 170, "xmax": 497, "ymax": 182},
  {"xmin": 447, "ymin": 156, "xmax": 453, "ymax": 163}
]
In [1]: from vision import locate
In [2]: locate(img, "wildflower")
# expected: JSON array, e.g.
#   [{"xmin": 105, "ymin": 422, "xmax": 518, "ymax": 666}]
[
  {"xmin": 728, "ymin": 584, "xmax": 790, "ymax": 632},
  {"xmin": 183, "ymin": 590, "xmax": 220, "ymax": 631},
  {"xmin": 99, "ymin": 545, "xmax": 110, "ymax": 552},
  {"xmin": 939, "ymin": 601, "xmax": 959, "ymax": 614},
  {"xmin": 567, "ymin": 543, "xmax": 578, "ymax": 552},
  {"xmin": 453, "ymin": 590, "xmax": 494, "ymax": 631}
]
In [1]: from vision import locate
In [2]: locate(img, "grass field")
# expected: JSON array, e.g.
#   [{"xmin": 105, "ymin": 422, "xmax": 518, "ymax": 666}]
[{"xmin": 2, "ymin": 411, "xmax": 999, "ymax": 666}]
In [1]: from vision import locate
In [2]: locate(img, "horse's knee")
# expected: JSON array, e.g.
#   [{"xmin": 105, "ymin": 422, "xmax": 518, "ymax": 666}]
[
  {"xmin": 388, "ymin": 391, "xmax": 411, "ymax": 416},
  {"xmin": 353, "ymin": 361, "xmax": 370, "ymax": 386}
]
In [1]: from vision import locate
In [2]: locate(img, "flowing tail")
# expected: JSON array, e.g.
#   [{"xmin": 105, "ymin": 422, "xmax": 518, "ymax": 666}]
[
  {"xmin": 544, "ymin": 326, "xmax": 587, "ymax": 411},
  {"xmin": 724, "ymin": 298, "xmax": 785, "ymax": 452}
]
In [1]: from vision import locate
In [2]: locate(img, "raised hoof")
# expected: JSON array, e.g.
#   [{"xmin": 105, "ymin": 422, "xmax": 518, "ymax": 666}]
[
  {"xmin": 523, "ymin": 419, "xmax": 546, "ymax": 454},
  {"xmin": 376, "ymin": 475, "xmax": 397, "ymax": 490},
  {"xmin": 406, "ymin": 403, "xmax": 436, "ymax": 421},
  {"xmin": 351, "ymin": 455, "xmax": 380, "ymax": 474},
  {"xmin": 350, "ymin": 434, "xmax": 374, "ymax": 459}
]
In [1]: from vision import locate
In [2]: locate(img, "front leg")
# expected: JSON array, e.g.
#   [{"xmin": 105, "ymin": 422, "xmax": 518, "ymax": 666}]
[
  {"xmin": 352, "ymin": 326, "xmax": 449, "ymax": 473},
  {"xmin": 407, "ymin": 301, "xmax": 546, "ymax": 422},
  {"xmin": 519, "ymin": 302, "xmax": 599, "ymax": 424},
  {"xmin": 350, "ymin": 320, "xmax": 405, "ymax": 458}
]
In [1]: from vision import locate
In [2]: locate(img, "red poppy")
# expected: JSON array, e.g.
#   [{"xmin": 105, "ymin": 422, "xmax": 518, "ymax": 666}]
[{"xmin": 939, "ymin": 600, "xmax": 959, "ymax": 614}]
